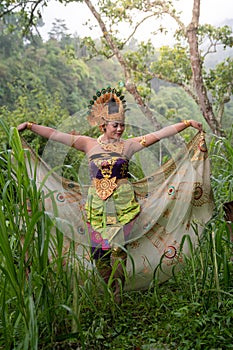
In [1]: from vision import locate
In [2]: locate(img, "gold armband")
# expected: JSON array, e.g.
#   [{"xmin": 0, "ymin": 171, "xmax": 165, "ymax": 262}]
[
  {"xmin": 27, "ymin": 122, "xmax": 36, "ymax": 130},
  {"xmin": 182, "ymin": 120, "xmax": 191, "ymax": 127},
  {"xmin": 139, "ymin": 135, "xmax": 147, "ymax": 147}
]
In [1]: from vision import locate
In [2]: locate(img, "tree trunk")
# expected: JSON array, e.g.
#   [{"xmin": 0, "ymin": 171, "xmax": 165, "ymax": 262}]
[
  {"xmin": 84, "ymin": 0, "xmax": 183, "ymax": 145},
  {"xmin": 84, "ymin": 0, "xmax": 161, "ymax": 127},
  {"xmin": 186, "ymin": 0, "xmax": 224, "ymax": 136}
]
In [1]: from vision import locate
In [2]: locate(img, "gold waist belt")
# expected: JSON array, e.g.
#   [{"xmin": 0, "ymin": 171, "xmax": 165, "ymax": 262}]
[{"xmin": 92, "ymin": 177, "xmax": 128, "ymax": 200}]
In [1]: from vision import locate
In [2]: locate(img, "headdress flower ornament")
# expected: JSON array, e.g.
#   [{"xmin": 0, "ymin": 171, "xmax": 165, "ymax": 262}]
[{"xmin": 87, "ymin": 87, "xmax": 127, "ymax": 126}]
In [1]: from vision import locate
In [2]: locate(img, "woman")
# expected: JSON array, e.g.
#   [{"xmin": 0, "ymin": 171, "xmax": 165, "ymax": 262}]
[{"xmin": 18, "ymin": 87, "xmax": 203, "ymax": 302}]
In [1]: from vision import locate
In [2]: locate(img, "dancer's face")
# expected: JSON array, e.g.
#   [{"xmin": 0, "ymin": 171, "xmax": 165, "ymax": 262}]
[{"xmin": 105, "ymin": 121, "xmax": 125, "ymax": 140}]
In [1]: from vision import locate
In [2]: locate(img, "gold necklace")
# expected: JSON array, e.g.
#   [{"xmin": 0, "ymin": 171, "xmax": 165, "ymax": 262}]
[{"xmin": 97, "ymin": 135, "xmax": 124, "ymax": 154}]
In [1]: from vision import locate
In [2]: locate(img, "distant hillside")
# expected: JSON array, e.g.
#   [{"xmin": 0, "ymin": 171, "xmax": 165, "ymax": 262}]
[{"xmin": 203, "ymin": 17, "xmax": 233, "ymax": 69}]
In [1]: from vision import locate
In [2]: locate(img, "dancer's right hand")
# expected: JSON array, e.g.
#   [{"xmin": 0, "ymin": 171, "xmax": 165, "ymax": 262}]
[{"xmin": 17, "ymin": 122, "xmax": 28, "ymax": 132}]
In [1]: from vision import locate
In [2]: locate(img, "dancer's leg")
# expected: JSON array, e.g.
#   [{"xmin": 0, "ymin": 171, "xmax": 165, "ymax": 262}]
[
  {"xmin": 93, "ymin": 248, "xmax": 112, "ymax": 284},
  {"xmin": 111, "ymin": 247, "xmax": 127, "ymax": 304}
]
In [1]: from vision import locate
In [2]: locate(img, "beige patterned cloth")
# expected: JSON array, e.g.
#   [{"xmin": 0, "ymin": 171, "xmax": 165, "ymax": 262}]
[{"xmin": 22, "ymin": 131, "xmax": 214, "ymax": 290}]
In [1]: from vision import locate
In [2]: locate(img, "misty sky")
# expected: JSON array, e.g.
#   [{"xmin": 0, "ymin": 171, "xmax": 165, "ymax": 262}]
[{"xmin": 39, "ymin": 0, "xmax": 233, "ymax": 44}]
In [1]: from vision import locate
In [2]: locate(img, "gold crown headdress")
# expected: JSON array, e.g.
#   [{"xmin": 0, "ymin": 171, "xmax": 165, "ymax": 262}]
[{"xmin": 87, "ymin": 87, "xmax": 127, "ymax": 126}]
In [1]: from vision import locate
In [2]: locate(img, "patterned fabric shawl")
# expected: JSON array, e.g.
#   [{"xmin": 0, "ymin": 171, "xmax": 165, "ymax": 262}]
[{"xmin": 21, "ymin": 131, "xmax": 214, "ymax": 290}]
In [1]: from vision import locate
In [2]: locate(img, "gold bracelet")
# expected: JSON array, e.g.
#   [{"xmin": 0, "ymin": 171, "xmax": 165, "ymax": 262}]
[
  {"xmin": 139, "ymin": 135, "xmax": 147, "ymax": 147},
  {"xmin": 182, "ymin": 119, "xmax": 191, "ymax": 127},
  {"xmin": 27, "ymin": 122, "xmax": 36, "ymax": 130}
]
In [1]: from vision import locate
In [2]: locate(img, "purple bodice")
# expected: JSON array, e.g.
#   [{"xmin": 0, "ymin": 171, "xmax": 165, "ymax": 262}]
[{"xmin": 89, "ymin": 154, "xmax": 129, "ymax": 180}]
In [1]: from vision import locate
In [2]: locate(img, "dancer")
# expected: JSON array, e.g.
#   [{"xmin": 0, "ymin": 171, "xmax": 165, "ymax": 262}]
[{"xmin": 18, "ymin": 87, "xmax": 203, "ymax": 302}]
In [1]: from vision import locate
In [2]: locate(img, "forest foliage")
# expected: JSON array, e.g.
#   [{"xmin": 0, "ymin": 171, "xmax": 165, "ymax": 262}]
[
  {"xmin": 0, "ymin": 12, "xmax": 233, "ymax": 141},
  {"xmin": 1, "ymin": 0, "xmax": 233, "ymax": 137}
]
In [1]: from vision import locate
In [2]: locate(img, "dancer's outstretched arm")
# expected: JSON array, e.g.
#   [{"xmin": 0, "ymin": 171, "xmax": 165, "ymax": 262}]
[
  {"xmin": 17, "ymin": 122, "xmax": 92, "ymax": 152},
  {"xmin": 130, "ymin": 119, "xmax": 203, "ymax": 149}
]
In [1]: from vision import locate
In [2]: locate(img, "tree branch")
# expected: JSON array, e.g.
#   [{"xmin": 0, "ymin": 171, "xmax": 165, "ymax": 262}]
[{"xmin": 185, "ymin": 0, "xmax": 223, "ymax": 135}]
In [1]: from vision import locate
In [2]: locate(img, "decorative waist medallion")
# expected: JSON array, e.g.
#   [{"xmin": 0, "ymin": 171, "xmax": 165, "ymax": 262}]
[{"xmin": 93, "ymin": 176, "xmax": 118, "ymax": 200}]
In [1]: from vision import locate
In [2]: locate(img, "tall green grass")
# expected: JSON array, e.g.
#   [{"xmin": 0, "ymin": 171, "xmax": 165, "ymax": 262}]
[
  {"xmin": 0, "ymin": 120, "xmax": 232, "ymax": 349},
  {"xmin": 209, "ymin": 128, "xmax": 233, "ymax": 208},
  {"xmin": 0, "ymin": 122, "xmax": 104, "ymax": 349}
]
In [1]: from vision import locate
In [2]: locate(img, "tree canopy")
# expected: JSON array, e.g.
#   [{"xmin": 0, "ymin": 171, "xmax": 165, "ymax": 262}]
[{"xmin": 0, "ymin": 0, "xmax": 233, "ymax": 136}]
